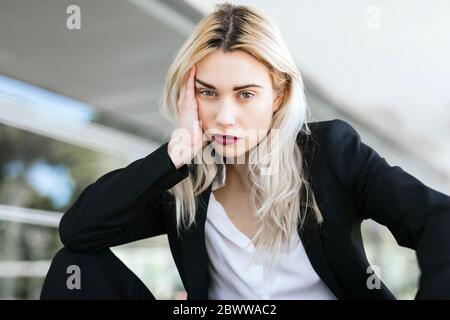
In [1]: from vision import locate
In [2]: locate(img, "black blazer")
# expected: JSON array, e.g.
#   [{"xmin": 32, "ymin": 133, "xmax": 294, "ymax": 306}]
[{"xmin": 59, "ymin": 119, "xmax": 450, "ymax": 299}]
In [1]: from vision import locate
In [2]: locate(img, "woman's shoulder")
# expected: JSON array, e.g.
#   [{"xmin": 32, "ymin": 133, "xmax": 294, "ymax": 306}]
[
  {"xmin": 297, "ymin": 118, "xmax": 360, "ymax": 154},
  {"xmin": 302, "ymin": 118, "xmax": 358, "ymax": 139}
]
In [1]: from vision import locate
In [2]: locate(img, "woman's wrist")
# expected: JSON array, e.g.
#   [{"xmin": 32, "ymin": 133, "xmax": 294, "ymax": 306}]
[{"xmin": 168, "ymin": 139, "xmax": 188, "ymax": 170}]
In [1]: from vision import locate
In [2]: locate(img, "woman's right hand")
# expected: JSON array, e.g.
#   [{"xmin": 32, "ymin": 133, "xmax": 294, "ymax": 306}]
[{"xmin": 168, "ymin": 65, "xmax": 208, "ymax": 169}]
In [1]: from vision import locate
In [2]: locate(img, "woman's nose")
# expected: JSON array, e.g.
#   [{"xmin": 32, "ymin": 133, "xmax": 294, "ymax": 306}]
[{"xmin": 215, "ymin": 99, "xmax": 237, "ymax": 126}]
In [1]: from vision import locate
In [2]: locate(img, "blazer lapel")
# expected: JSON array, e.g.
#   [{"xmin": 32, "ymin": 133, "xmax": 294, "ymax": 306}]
[
  {"xmin": 179, "ymin": 184, "xmax": 212, "ymax": 300},
  {"xmin": 298, "ymin": 217, "xmax": 346, "ymax": 299}
]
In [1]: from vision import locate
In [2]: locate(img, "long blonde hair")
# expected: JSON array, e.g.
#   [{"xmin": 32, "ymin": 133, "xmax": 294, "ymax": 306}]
[{"xmin": 160, "ymin": 2, "xmax": 323, "ymax": 270}]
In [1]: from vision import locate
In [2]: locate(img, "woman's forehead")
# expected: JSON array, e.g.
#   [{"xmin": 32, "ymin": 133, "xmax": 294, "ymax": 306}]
[{"xmin": 195, "ymin": 50, "xmax": 271, "ymax": 90}]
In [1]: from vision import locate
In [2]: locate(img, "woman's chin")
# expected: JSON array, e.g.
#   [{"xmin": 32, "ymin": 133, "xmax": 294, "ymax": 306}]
[{"xmin": 212, "ymin": 144, "xmax": 249, "ymax": 163}]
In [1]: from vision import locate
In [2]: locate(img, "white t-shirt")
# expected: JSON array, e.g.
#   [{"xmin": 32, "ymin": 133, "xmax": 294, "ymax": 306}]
[{"xmin": 204, "ymin": 164, "xmax": 337, "ymax": 300}]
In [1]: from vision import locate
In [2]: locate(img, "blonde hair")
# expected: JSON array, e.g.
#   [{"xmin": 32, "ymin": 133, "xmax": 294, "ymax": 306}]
[{"xmin": 160, "ymin": 2, "xmax": 323, "ymax": 271}]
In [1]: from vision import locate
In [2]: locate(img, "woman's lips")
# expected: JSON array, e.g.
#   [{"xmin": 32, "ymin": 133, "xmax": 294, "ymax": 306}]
[{"xmin": 212, "ymin": 135, "xmax": 241, "ymax": 145}]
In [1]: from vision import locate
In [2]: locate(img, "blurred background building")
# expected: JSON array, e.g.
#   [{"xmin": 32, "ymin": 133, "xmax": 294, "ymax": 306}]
[{"xmin": 0, "ymin": 0, "xmax": 449, "ymax": 299}]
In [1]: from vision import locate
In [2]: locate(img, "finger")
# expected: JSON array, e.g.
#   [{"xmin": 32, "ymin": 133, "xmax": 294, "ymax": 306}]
[
  {"xmin": 180, "ymin": 66, "xmax": 193, "ymax": 101},
  {"xmin": 178, "ymin": 76, "xmax": 186, "ymax": 103},
  {"xmin": 186, "ymin": 65, "xmax": 196, "ymax": 101}
]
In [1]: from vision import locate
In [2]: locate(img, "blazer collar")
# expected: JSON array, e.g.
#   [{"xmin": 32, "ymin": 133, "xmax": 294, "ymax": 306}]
[{"xmin": 179, "ymin": 182, "xmax": 346, "ymax": 300}]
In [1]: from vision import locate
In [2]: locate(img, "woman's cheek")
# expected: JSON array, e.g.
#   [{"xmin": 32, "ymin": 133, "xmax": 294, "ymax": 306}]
[
  {"xmin": 248, "ymin": 103, "xmax": 273, "ymax": 130},
  {"xmin": 197, "ymin": 102, "xmax": 214, "ymax": 133},
  {"xmin": 197, "ymin": 101, "xmax": 207, "ymax": 120}
]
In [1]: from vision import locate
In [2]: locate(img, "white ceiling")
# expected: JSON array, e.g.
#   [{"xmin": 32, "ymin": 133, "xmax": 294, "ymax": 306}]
[{"xmin": 0, "ymin": 0, "xmax": 203, "ymax": 139}]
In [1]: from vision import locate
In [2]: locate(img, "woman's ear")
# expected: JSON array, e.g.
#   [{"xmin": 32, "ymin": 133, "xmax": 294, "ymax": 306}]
[{"xmin": 273, "ymin": 89, "xmax": 283, "ymax": 113}]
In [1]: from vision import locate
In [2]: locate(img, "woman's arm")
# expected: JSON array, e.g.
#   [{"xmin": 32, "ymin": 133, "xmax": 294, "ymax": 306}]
[
  {"xmin": 59, "ymin": 141, "xmax": 189, "ymax": 253},
  {"xmin": 325, "ymin": 119, "xmax": 450, "ymax": 299}
]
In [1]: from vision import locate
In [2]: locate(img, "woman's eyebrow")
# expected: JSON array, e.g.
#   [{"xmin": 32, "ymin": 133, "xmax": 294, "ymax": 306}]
[{"xmin": 195, "ymin": 78, "xmax": 263, "ymax": 91}]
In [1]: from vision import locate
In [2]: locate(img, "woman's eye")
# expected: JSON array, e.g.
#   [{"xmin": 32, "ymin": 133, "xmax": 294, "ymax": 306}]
[
  {"xmin": 240, "ymin": 91, "xmax": 255, "ymax": 100},
  {"xmin": 197, "ymin": 90, "xmax": 254, "ymax": 100},
  {"xmin": 199, "ymin": 90, "xmax": 216, "ymax": 97}
]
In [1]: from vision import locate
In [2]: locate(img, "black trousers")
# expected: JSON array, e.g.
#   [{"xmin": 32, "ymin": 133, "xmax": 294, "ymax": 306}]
[{"xmin": 40, "ymin": 247, "xmax": 156, "ymax": 300}]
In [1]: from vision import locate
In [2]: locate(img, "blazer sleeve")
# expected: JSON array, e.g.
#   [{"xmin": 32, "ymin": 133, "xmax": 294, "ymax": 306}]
[
  {"xmin": 59, "ymin": 141, "xmax": 190, "ymax": 253},
  {"xmin": 324, "ymin": 119, "xmax": 450, "ymax": 299}
]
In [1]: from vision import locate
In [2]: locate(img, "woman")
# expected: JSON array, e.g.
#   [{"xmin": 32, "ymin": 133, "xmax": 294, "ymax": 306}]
[{"xmin": 41, "ymin": 2, "xmax": 450, "ymax": 300}]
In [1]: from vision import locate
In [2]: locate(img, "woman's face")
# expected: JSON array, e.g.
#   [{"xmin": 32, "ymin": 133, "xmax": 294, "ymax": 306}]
[{"xmin": 195, "ymin": 49, "xmax": 280, "ymax": 161}]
